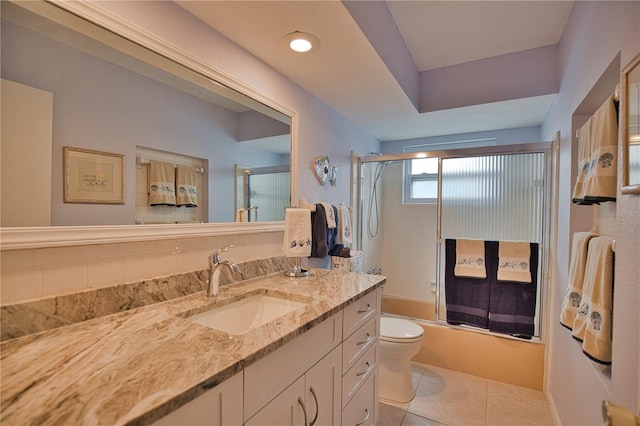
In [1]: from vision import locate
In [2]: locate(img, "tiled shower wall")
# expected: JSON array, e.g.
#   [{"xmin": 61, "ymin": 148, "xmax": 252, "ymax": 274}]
[
  {"xmin": 0, "ymin": 231, "xmax": 284, "ymax": 305},
  {"xmin": 381, "ymin": 163, "xmax": 437, "ymax": 303}
]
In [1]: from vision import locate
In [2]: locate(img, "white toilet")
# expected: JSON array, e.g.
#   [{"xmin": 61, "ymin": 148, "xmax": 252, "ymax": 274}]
[{"xmin": 379, "ymin": 317, "xmax": 424, "ymax": 403}]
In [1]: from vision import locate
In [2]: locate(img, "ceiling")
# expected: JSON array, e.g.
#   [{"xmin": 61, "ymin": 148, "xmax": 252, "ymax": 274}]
[{"xmin": 176, "ymin": 1, "xmax": 575, "ymax": 142}]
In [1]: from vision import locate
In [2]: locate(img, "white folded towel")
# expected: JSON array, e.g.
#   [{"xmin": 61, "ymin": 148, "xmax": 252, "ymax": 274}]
[
  {"xmin": 336, "ymin": 204, "xmax": 352, "ymax": 246},
  {"xmin": 454, "ymin": 239, "xmax": 486, "ymax": 278},
  {"xmin": 497, "ymin": 241, "xmax": 532, "ymax": 283},
  {"xmin": 572, "ymin": 95, "xmax": 618, "ymax": 204},
  {"xmin": 319, "ymin": 202, "xmax": 336, "ymax": 229},
  {"xmin": 148, "ymin": 160, "xmax": 176, "ymax": 206},
  {"xmin": 571, "ymin": 236, "xmax": 615, "ymax": 364},
  {"xmin": 560, "ymin": 232, "xmax": 597, "ymax": 329},
  {"xmin": 176, "ymin": 165, "xmax": 198, "ymax": 207},
  {"xmin": 283, "ymin": 208, "xmax": 312, "ymax": 257}
]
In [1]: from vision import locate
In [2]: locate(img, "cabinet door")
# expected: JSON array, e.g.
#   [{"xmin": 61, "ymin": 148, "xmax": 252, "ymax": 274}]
[
  {"xmin": 152, "ymin": 372, "xmax": 243, "ymax": 426},
  {"xmin": 245, "ymin": 376, "xmax": 307, "ymax": 426},
  {"xmin": 305, "ymin": 346, "xmax": 342, "ymax": 426}
]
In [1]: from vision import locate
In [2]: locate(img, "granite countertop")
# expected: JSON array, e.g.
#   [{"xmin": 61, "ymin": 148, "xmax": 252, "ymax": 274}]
[{"xmin": 0, "ymin": 268, "xmax": 385, "ymax": 426}]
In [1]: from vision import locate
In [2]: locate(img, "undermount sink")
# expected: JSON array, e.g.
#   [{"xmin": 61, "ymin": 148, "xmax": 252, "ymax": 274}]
[{"xmin": 185, "ymin": 292, "xmax": 309, "ymax": 335}]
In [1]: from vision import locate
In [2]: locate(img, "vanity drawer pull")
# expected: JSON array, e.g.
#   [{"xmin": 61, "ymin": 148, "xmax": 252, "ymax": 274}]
[
  {"xmin": 356, "ymin": 333, "xmax": 372, "ymax": 346},
  {"xmin": 298, "ymin": 397, "xmax": 308, "ymax": 426},
  {"xmin": 309, "ymin": 386, "xmax": 319, "ymax": 426},
  {"xmin": 355, "ymin": 408, "xmax": 370, "ymax": 426},
  {"xmin": 357, "ymin": 304, "xmax": 372, "ymax": 314},
  {"xmin": 356, "ymin": 362, "xmax": 371, "ymax": 377}
]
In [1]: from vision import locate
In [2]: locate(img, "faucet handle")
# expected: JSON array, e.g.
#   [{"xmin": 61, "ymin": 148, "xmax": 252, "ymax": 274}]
[{"xmin": 209, "ymin": 245, "xmax": 234, "ymax": 264}]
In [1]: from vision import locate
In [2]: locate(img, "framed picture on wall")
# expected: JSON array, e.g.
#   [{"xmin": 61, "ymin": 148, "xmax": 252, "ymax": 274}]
[{"xmin": 63, "ymin": 146, "xmax": 125, "ymax": 204}]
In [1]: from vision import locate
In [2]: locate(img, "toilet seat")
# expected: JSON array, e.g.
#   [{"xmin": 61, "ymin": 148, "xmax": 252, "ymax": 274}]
[{"xmin": 380, "ymin": 317, "xmax": 424, "ymax": 343}]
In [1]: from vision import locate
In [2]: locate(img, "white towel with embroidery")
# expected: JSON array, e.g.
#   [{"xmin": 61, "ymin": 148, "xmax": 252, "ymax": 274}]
[
  {"xmin": 454, "ymin": 239, "xmax": 486, "ymax": 278},
  {"xmin": 319, "ymin": 202, "xmax": 336, "ymax": 229},
  {"xmin": 497, "ymin": 241, "xmax": 532, "ymax": 283},
  {"xmin": 572, "ymin": 95, "xmax": 618, "ymax": 204},
  {"xmin": 336, "ymin": 204, "xmax": 352, "ymax": 246},
  {"xmin": 582, "ymin": 95, "xmax": 618, "ymax": 203},
  {"xmin": 560, "ymin": 232, "xmax": 597, "ymax": 329},
  {"xmin": 283, "ymin": 208, "xmax": 312, "ymax": 257},
  {"xmin": 572, "ymin": 120, "xmax": 592, "ymax": 203},
  {"xmin": 571, "ymin": 236, "xmax": 615, "ymax": 364}
]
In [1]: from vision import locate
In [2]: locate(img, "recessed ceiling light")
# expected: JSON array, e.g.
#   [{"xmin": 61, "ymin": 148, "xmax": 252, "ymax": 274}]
[{"xmin": 283, "ymin": 31, "xmax": 320, "ymax": 53}]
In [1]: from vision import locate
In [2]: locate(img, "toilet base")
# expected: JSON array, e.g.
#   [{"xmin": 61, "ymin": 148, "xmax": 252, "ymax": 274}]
[{"xmin": 379, "ymin": 357, "xmax": 415, "ymax": 403}]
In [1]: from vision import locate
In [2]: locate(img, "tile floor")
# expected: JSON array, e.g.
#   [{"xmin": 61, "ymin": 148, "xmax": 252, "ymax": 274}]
[{"xmin": 377, "ymin": 363, "xmax": 556, "ymax": 426}]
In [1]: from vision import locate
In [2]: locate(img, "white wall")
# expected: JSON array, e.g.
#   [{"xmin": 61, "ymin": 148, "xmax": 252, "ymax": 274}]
[{"xmin": 540, "ymin": 1, "xmax": 640, "ymax": 423}]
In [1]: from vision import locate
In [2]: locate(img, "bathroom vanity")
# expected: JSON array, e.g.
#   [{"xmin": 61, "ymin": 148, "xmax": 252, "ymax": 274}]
[{"xmin": 0, "ymin": 268, "xmax": 383, "ymax": 425}]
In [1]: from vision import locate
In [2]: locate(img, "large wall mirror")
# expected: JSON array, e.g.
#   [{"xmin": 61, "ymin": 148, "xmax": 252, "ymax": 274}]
[
  {"xmin": 1, "ymin": 1, "xmax": 296, "ymax": 247},
  {"xmin": 621, "ymin": 52, "xmax": 640, "ymax": 194}
]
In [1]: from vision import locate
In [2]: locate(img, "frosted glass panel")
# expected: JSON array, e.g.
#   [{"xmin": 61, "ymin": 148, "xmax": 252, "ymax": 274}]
[
  {"xmin": 440, "ymin": 153, "xmax": 545, "ymax": 243},
  {"xmin": 247, "ymin": 172, "xmax": 289, "ymax": 221}
]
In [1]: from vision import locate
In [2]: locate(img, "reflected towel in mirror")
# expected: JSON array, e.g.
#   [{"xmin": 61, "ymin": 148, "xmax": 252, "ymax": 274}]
[
  {"xmin": 176, "ymin": 165, "xmax": 198, "ymax": 207},
  {"xmin": 149, "ymin": 160, "xmax": 176, "ymax": 206}
]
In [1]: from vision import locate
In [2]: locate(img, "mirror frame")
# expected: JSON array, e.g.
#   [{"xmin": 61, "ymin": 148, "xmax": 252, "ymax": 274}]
[
  {"xmin": 621, "ymin": 52, "xmax": 640, "ymax": 195},
  {"xmin": 0, "ymin": 0, "xmax": 298, "ymax": 250}
]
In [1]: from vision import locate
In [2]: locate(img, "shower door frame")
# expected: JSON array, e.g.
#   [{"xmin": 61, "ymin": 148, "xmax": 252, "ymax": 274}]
[{"xmin": 355, "ymin": 141, "xmax": 554, "ymax": 342}]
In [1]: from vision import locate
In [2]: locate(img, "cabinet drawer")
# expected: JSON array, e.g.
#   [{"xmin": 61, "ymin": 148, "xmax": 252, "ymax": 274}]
[
  {"xmin": 342, "ymin": 289, "xmax": 380, "ymax": 338},
  {"xmin": 244, "ymin": 312, "xmax": 342, "ymax": 420},
  {"xmin": 342, "ymin": 316, "xmax": 378, "ymax": 373},
  {"xmin": 341, "ymin": 372, "xmax": 378, "ymax": 426},
  {"xmin": 342, "ymin": 343, "xmax": 378, "ymax": 408}
]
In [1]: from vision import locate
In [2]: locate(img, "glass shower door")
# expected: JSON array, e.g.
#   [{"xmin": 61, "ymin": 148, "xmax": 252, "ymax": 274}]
[{"xmin": 437, "ymin": 151, "xmax": 548, "ymax": 338}]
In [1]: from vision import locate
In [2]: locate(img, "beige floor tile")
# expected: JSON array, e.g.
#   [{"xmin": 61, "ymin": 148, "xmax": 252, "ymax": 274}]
[
  {"xmin": 408, "ymin": 365, "xmax": 488, "ymax": 425},
  {"xmin": 380, "ymin": 363, "xmax": 555, "ymax": 426},
  {"xmin": 401, "ymin": 412, "xmax": 445, "ymax": 425},
  {"xmin": 486, "ymin": 380, "xmax": 555, "ymax": 426},
  {"xmin": 378, "ymin": 402, "xmax": 406, "ymax": 425}
]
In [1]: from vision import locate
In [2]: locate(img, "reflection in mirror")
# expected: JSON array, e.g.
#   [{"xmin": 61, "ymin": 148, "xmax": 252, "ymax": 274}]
[
  {"xmin": 622, "ymin": 53, "xmax": 640, "ymax": 193},
  {"xmin": 0, "ymin": 1, "xmax": 291, "ymax": 227}
]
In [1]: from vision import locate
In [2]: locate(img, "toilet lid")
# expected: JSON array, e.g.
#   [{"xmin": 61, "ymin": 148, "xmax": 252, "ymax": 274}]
[{"xmin": 380, "ymin": 317, "xmax": 424, "ymax": 341}]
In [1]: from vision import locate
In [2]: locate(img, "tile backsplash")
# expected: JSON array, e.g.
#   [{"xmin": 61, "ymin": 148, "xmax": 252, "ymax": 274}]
[{"xmin": 0, "ymin": 231, "xmax": 285, "ymax": 305}]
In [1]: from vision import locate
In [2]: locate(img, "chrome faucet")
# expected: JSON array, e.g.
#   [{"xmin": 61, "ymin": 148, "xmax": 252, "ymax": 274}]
[{"xmin": 207, "ymin": 245, "xmax": 241, "ymax": 297}]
